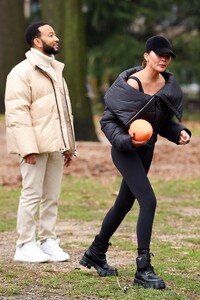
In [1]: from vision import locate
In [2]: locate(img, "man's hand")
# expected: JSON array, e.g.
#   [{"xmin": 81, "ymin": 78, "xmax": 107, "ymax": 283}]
[
  {"xmin": 24, "ymin": 154, "xmax": 37, "ymax": 164},
  {"xmin": 64, "ymin": 153, "xmax": 72, "ymax": 167}
]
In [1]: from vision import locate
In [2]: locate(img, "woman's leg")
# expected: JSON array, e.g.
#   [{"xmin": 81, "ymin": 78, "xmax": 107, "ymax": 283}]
[
  {"xmin": 98, "ymin": 178, "xmax": 135, "ymax": 242},
  {"xmin": 111, "ymin": 146, "xmax": 165, "ymax": 288},
  {"xmin": 80, "ymin": 145, "xmax": 156, "ymax": 277},
  {"xmin": 79, "ymin": 151, "xmax": 136, "ymax": 276},
  {"xmin": 111, "ymin": 146, "xmax": 156, "ymax": 250}
]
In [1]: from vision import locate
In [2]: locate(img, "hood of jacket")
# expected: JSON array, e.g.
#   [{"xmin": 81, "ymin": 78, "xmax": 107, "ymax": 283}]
[{"xmin": 104, "ymin": 66, "xmax": 183, "ymax": 126}]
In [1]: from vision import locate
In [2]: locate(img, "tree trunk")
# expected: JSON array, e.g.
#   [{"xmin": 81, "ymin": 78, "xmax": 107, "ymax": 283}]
[
  {"xmin": 0, "ymin": 0, "xmax": 25, "ymax": 113},
  {"xmin": 40, "ymin": 0, "xmax": 98, "ymax": 141}
]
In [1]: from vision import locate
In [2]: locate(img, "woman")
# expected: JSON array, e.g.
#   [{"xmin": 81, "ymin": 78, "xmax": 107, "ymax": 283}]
[{"xmin": 79, "ymin": 36, "xmax": 191, "ymax": 289}]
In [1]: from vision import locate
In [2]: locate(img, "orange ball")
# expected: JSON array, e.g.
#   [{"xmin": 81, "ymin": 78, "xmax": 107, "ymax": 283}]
[{"xmin": 128, "ymin": 119, "xmax": 153, "ymax": 141}]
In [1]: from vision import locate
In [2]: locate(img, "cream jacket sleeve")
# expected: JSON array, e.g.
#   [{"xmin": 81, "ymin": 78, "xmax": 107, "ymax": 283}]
[{"xmin": 5, "ymin": 68, "xmax": 39, "ymax": 157}]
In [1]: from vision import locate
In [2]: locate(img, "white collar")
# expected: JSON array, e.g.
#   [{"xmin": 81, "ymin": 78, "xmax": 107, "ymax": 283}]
[{"xmin": 31, "ymin": 48, "xmax": 55, "ymax": 68}]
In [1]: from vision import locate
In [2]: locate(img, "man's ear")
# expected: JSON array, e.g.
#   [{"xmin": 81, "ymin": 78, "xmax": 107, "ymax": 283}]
[{"xmin": 33, "ymin": 37, "xmax": 42, "ymax": 48}]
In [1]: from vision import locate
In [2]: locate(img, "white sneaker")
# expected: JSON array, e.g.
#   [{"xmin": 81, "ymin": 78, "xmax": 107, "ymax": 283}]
[
  {"xmin": 39, "ymin": 238, "xmax": 70, "ymax": 262},
  {"xmin": 14, "ymin": 241, "xmax": 50, "ymax": 263}
]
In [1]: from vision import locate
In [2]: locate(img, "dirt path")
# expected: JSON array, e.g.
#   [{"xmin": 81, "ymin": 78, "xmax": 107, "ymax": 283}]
[{"xmin": 0, "ymin": 121, "xmax": 199, "ymax": 186}]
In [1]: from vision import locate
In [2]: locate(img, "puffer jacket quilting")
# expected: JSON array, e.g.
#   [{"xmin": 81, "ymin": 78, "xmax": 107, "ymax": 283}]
[
  {"xmin": 100, "ymin": 67, "xmax": 191, "ymax": 151},
  {"xmin": 5, "ymin": 50, "xmax": 76, "ymax": 158}
]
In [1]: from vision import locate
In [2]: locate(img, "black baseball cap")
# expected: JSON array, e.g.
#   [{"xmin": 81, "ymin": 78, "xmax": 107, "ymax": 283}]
[{"xmin": 144, "ymin": 36, "xmax": 176, "ymax": 58}]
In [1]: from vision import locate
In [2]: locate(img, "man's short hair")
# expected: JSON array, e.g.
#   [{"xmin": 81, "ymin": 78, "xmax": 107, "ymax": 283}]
[{"xmin": 25, "ymin": 21, "xmax": 48, "ymax": 46}]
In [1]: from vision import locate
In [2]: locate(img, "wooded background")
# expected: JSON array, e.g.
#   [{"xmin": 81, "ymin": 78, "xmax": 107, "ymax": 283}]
[{"xmin": 0, "ymin": 0, "xmax": 199, "ymax": 140}]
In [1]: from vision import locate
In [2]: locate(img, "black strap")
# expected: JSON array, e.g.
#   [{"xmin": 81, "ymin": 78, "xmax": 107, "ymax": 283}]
[{"xmin": 129, "ymin": 76, "xmax": 144, "ymax": 92}]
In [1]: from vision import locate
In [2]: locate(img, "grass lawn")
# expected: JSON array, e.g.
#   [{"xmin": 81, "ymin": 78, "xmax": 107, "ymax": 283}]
[{"xmin": 0, "ymin": 176, "xmax": 199, "ymax": 299}]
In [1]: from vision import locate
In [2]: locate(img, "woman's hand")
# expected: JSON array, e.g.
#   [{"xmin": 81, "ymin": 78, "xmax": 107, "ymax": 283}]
[
  {"xmin": 131, "ymin": 138, "xmax": 148, "ymax": 147},
  {"xmin": 179, "ymin": 130, "xmax": 190, "ymax": 145}
]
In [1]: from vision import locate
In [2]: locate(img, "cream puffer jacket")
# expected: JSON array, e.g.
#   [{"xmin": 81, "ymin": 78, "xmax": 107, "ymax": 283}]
[{"xmin": 5, "ymin": 50, "xmax": 76, "ymax": 158}]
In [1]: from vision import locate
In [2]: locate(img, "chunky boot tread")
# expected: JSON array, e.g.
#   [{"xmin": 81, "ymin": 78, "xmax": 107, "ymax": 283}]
[
  {"xmin": 134, "ymin": 252, "xmax": 166, "ymax": 289},
  {"xmin": 79, "ymin": 254, "xmax": 117, "ymax": 277},
  {"xmin": 79, "ymin": 236, "xmax": 117, "ymax": 277},
  {"xmin": 79, "ymin": 256, "xmax": 92, "ymax": 269},
  {"xmin": 134, "ymin": 277, "xmax": 166, "ymax": 289}
]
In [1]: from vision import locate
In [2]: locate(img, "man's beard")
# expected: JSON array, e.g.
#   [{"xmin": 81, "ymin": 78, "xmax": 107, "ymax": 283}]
[{"xmin": 42, "ymin": 40, "xmax": 59, "ymax": 55}]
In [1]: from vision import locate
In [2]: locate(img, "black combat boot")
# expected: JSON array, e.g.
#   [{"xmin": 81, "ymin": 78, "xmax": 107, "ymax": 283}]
[
  {"xmin": 134, "ymin": 250, "xmax": 166, "ymax": 289},
  {"xmin": 79, "ymin": 235, "xmax": 117, "ymax": 276}
]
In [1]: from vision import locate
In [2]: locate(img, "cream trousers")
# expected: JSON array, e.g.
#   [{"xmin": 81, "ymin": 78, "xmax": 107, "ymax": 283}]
[{"xmin": 16, "ymin": 152, "xmax": 64, "ymax": 246}]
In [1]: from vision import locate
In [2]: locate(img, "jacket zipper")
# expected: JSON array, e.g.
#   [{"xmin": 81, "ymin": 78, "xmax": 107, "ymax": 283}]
[
  {"xmin": 35, "ymin": 66, "xmax": 67, "ymax": 152},
  {"xmin": 126, "ymin": 95, "xmax": 157, "ymax": 125},
  {"xmin": 62, "ymin": 76, "xmax": 76, "ymax": 154}
]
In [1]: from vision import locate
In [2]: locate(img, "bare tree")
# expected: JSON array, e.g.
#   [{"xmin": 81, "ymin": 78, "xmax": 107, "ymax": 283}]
[
  {"xmin": 0, "ymin": 0, "xmax": 25, "ymax": 113},
  {"xmin": 40, "ymin": 0, "xmax": 98, "ymax": 141}
]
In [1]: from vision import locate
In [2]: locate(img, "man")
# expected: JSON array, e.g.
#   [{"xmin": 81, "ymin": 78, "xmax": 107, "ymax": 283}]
[{"xmin": 4, "ymin": 21, "xmax": 76, "ymax": 263}]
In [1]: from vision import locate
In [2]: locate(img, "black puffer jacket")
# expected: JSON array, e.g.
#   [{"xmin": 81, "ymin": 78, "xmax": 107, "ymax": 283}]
[{"xmin": 100, "ymin": 67, "xmax": 191, "ymax": 151}]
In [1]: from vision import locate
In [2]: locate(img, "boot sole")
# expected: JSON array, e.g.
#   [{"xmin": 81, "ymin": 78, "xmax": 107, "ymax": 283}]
[
  {"xmin": 134, "ymin": 278, "xmax": 166, "ymax": 289},
  {"xmin": 79, "ymin": 255, "xmax": 117, "ymax": 277}
]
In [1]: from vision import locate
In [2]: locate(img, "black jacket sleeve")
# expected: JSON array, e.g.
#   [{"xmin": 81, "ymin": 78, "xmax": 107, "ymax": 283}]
[
  {"xmin": 100, "ymin": 107, "xmax": 134, "ymax": 151},
  {"xmin": 159, "ymin": 119, "xmax": 192, "ymax": 144}
]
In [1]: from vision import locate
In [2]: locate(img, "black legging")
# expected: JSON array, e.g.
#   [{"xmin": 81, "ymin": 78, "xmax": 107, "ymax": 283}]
[{"xmin": 98, "ymin": 145, "xmax": 156, "ymax": 250}]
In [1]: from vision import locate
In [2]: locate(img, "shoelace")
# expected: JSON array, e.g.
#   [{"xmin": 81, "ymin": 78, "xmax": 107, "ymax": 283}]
[
  {"xmin": 114, "ymin": 270, "xmax": 129, "ymax": 293},
  {"xmin": 37, "ymin": 239, "xmax": 62, "ymax": 250}
]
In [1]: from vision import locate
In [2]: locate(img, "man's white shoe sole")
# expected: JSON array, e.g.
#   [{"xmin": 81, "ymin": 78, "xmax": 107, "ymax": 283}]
[
  {"xmin": 48, "ymin": 254, "xmax": 70, "ymax": 262},
  {"xmin": 14, "ymin": 253, "xmax": 50, "ymax": 263}
]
